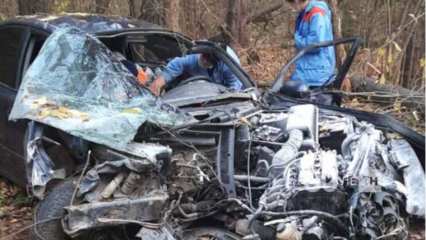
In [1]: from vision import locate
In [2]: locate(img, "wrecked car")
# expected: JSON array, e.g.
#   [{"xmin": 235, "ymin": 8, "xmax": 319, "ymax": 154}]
[
  {"xmin": 0, "ymin": 14, "xmax": 194, "ymax": 188},
  {"xmin": 1, "ymin": 14, "xmax": 425, "ymax": 240}
]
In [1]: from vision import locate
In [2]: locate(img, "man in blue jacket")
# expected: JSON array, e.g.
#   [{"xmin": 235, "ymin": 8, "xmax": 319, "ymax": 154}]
[
  {"xmin": 287, "ymin": 0, "xmax": 336, "ymax": 87},
  {"xmin": 149, "ymin": 52, "xmax": 243, "ymax": 95}
]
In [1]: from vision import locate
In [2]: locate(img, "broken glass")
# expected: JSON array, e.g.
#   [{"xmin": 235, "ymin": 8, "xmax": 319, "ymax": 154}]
[{"xmin": 10, "ymin": 27, "xmax": 191, "ymax": 151}]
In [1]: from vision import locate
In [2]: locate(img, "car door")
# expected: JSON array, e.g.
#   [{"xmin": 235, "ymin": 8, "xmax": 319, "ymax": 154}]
[{"xmin": 0, "ymin": 25, "xmax": 32, "ymax": 187}]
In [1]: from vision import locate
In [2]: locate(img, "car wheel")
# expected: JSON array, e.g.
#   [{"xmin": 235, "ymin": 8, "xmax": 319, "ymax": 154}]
[
  {"xmin": 182, "ymin": 227, "xmax": 242, "ymax": 240},
  {"xmin": 31, "ymin": 179, "xmax": 74, "ymax": 240},
  {"xmin": 32, "ymin": 179, "xmax": 133, "ymax": 240}
]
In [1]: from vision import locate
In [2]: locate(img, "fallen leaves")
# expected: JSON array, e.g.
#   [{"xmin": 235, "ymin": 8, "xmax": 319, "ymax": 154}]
[
  {"xmin": 343, "ymin": 97, "xmax": 425, "ymax": 133},
  {"xmin": 38, "ymin": 106, "xmax": 90, "ymax": 121},
  {"xmin": 0, "ymin": 179, "xmax": 32, "ymax": 240},
  {"xmin": 238, "ymin": 44, "xmax": 294, "ymax": 86},
  {"xmin": 31, "ymin": 97, "xmax": 90, "ymax": 122},
  {"xmin": 122, "ymin": 107, "xmax": 143, "ymax": 114}
]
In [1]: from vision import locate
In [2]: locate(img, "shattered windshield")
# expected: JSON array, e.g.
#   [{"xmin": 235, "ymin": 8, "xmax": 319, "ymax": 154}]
[{"xmin": 9, "ymin": 27, "xmax": 192, "ymax": 150}]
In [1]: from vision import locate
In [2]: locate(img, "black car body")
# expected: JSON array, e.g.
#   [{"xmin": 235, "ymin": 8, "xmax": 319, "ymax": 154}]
[{"xmin": 1, "ymin": 14, "xmax": 425, "ymax": 240}]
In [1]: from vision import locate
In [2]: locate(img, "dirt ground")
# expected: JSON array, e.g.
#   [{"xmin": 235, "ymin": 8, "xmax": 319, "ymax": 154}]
[{"xmin": 0, "ymin": 179, "xmax": 32, "ymax": 240}]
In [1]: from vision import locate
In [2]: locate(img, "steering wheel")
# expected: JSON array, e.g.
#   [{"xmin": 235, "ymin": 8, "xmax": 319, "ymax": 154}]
[{"xmin": 177, "ymin": 75, "xmax": 211, "ymax": 86}]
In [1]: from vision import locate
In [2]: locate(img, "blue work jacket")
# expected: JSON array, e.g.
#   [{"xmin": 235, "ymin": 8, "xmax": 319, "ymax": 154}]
[
  {"xmin": 290, "ymin": 0, "xmax": 336, "ymax": 87},
  {"xmin": 161, "ymin": 54, "xmax": 243, "ymax": 91}
]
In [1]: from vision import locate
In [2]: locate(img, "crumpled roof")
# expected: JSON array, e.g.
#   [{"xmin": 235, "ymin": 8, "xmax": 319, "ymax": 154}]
[
  {"xmin": 9, "ymin": 27, "xmax": 192, "ymax": 151},
  {"xmin": 11, "ymin": 13, "xmax": 161, "ymax": 33}
]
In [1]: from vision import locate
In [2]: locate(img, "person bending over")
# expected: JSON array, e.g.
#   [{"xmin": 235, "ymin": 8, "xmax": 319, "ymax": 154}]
[{"xmin": 148, "ymin": 52, "xmax": 243, "ymax": 96}]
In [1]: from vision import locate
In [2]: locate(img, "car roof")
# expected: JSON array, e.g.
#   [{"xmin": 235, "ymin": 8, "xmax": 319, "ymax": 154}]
[{"xmin": 3, "ymin": 13, "xmax": 162, "ymax": 34}]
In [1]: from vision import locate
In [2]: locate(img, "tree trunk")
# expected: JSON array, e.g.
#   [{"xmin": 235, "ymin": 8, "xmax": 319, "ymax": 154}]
[
  {"xmin": 236, "ymin": 0, "xmax": 249, "ymax": 47},
  {"xmin": 398, "ymin": 0, "xmax": 423, "ymax": 87},
  {"xmin": 225, "ymin": 0, "xmax": 249, "ymax": 47},
  {"xmin": 327, "ymin": 0, "xmax": 346, "ymax": 67},
  {"xmin": 18, "ymin": 0, "xmax": 49, "ymax": 15},
  {"xmin": 128, "ymin": 0, "xmax": 136, "ymax": 17},
  {"xmin": 140, "ymin": 0, "xmax": 165, "ymax": 26},
  {"xmin": 0, "ymin": 0, "xmax": 18, "ymax": 19},
  {"xmin": 181, "ymin": 0, "xmax": 197, "ymax": 37},
  {"xmin": 350, "ymin": 75, "xmax": 425, "ymax": 111},
  {"xmin": 95, "ymin": 0, "xmax": 111, "ymax": 14},
  {"xmin": 128, "ymin": 0, "xmax": 144, "ymax": 18},
  {"xmin": 164, "ymin": 0, "xmax": 180, "ymax": 31}
]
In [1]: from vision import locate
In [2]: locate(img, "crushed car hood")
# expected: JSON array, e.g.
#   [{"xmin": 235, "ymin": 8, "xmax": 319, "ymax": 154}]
[{"xmin": 9, "ymin": 27, "xmax": 192, "ymax": 151}]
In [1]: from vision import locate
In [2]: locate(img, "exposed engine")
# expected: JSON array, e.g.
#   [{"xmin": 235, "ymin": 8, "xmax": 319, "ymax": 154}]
[
  {"xmin": 61, "ymin": 104, "xmax": 425, "ymax": 240},
  {"xmin": 229, "ymin": 104, "xmax": 424, "ymax": 240}
]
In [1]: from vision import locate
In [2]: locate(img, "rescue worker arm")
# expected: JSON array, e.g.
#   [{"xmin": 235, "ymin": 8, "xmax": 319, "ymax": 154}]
[
  {"xmin": 223, "ymin": 66, "xmax": 243, "ymax": 91},
  {"xmin": 149, "ymin": 76, "xmax": 166, "ymax": 96},
  {"xmin": 150, "ymin": 55, "xmax": 195, "ymax": 96},
  {"xmin": 295, "ymin": 13, "xmax": 327, "ymax": 53},
  {"xmin": 161, "ymin": 55, "xmax": 193, "ymax": 84}
]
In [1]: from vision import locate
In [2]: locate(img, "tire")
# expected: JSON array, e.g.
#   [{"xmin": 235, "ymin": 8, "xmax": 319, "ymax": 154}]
[
  {"xmin": 32, "ymin": 179, "xmax": 74, "ymax": 240},
  {"xmin": 32, "ymin": 179, "xmax": 132, "ymax": 240}
]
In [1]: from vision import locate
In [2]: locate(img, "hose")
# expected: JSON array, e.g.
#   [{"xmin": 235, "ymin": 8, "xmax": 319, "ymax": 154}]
[
  {"xmin": 270, "ymin": 129, "xmax": 304, "ymax": 178},
  {"xmin": 234, "ymin": 175, "xmax": 270, "ymax": 183},
  {"xmin": 261, "ymin": 210, "xmax": 349, "ymax": 235},
  {"xmin": 341, "ymin": 133, "xmax": 359, "ymax": 159},
  {"xmin": 248, "ymin": 206, "xmax": 264, "ymax": 236}
]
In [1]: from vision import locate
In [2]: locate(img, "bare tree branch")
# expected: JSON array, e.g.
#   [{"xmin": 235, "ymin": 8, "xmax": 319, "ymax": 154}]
[{"xmin": 247, "ymin": 2, "xmax": 284, "ymax": 24}]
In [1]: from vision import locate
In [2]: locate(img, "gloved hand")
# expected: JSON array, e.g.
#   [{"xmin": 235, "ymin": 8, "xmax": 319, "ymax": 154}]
[{"xmin": 149, "ymin": 76, "xmax": 166, "ymax": 96}]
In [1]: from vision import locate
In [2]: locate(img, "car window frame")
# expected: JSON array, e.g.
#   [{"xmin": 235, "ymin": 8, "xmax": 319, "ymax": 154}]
[
  {"xmin": 97, "ymin": 29, "xmax": 193, "ymax": 61},
  {"xmin": 18, "ymin": 28, "xmax": 49, "ymax": 88},
  {"xmin": 0, "ymin": 24, "xmax": 32, "ymax": 91},
  {"xmin": 126, "ymin": 33, "xmax": 191, "ymax": 65},
  {"xmin": 270, "ymin": 37, "xmax": 362, "ymax": 92}
]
